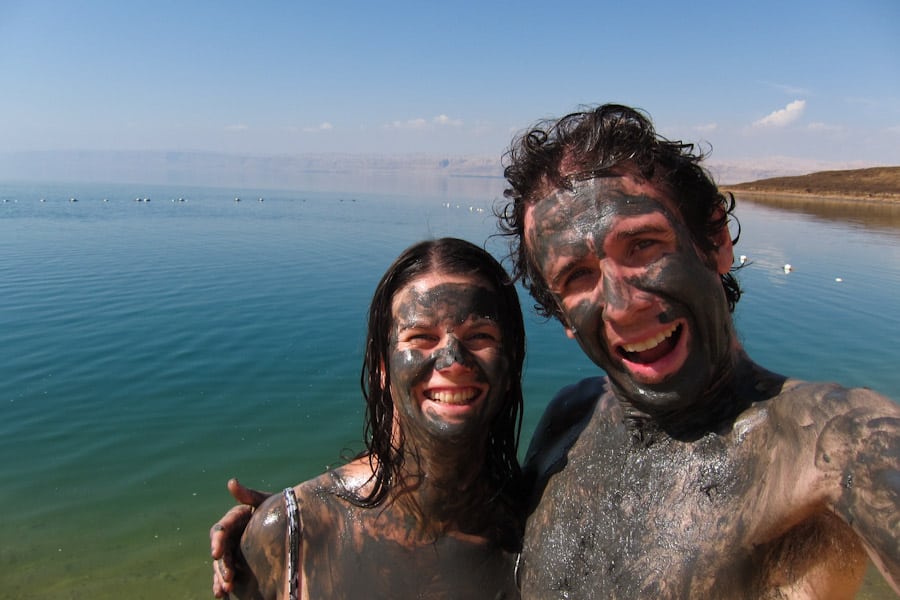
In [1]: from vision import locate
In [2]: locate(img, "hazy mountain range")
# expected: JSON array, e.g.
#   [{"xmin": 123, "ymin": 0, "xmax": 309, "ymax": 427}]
[{"xmin": 0, "ymin": 150, "xmax": 884, "ymax": 191}]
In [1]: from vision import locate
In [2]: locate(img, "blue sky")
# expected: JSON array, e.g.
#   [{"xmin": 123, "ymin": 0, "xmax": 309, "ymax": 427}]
[{"xmin": 1, "ymin": 0, "xmax": 898, "ymax": 170}]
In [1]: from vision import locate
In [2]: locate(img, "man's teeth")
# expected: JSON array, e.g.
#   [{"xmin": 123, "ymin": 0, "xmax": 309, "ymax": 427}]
[
  {"xmin": 622, "ymin": 324, "xmax": 678, "ymax": 353},
  {"xmin": 430, "ymin": 389, "xmax": 477, "ymax": 404}
]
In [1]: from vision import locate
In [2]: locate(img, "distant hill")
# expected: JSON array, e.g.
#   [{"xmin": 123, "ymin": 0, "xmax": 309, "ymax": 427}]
[
  {"xmin": 724, "ymin": 166, "xmax": 900, "ymax": 201},
  {"xmin": 0, "ymin": 150, "xmax": 503, "ymax": 191}
]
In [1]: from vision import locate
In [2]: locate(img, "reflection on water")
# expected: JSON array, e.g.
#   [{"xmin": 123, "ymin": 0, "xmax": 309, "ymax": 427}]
[{"xmin": 734, "ymin": 193, "xmax": 900, "ymax": 234}]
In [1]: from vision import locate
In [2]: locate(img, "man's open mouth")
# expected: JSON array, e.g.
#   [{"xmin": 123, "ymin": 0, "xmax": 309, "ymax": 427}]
[{"xmin": 617, "ymin": 323, "xmax": 682, "ymax": 365}]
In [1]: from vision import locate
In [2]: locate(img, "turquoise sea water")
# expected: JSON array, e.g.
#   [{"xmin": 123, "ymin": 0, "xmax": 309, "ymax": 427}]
[{"xmin": 1, "ymin": 179, "xmax": 898, "ymax": 598}]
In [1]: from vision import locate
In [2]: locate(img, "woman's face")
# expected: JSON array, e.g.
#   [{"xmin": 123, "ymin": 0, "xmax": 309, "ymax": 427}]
[{"xmin": 388, "ymin": 272, "xmax": 510, "ymax": 442}]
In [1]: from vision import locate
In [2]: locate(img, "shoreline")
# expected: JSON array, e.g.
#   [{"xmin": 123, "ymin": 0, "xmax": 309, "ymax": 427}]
[{"xmin": 723, "ymin": 188, "xmax": 900, "ymax": 206}]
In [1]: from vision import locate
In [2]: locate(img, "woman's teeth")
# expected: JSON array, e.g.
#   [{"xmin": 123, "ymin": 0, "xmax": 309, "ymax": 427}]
[{"xmin": 428, "ymin": 389, "xmax": 478, "ymax": 404}]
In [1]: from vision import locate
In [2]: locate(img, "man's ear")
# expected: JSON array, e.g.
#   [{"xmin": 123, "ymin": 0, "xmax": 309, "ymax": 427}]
[
  {"xmin": 712, "ymin": 216, "xmax": 734, "ymax": 275},
  {"xmin": 561, "ymin": 313, "xmax": 577, "ymax": 339}
]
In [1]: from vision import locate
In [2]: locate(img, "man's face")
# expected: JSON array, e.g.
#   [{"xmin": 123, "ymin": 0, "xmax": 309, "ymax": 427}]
[
  {"xmin": 524, "ymin": 175, "xmax": 735, "ymax": 413},
  {"xmin": 388, "ymin": 273, "xmax": 510, "ymax": 442}
]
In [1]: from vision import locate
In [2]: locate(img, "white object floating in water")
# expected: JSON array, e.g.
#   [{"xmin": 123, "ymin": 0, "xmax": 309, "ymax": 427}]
[
  {"xmin": 739, "ymin": 255, "xmax": 747, "ymax": 264},
  {"xmin": 783, "ymin": 264, "xmax": 792, "ymax": 273},
  {"xmin": 835, "ymin": 277, "xmax": 843, "ymax": 282}
]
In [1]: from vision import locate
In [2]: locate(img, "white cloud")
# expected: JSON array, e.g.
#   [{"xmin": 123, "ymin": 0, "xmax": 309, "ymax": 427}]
[
  {"xmin": 886, "ymin": 125, "xmax": 900, "ymax": 134},
  {"xmin": 302, "ymin": 122, "xmax": 333, "ymax": 133},
  {"xmin": 385, "ymin": 115, "xmax": 463, "ymax": 131},
  {"xmin": 225, "ymin": 124, "xmax": 249, "ymax": 131},
  {"xmin": 387, "ymin": 118, "xmax": 428, "ymax": 130},
  {"xmin": 753, "ymin": 100, "xmax": 807, "ymax": 128},
  {"xmin": 433, "ymin": 114, "xmax": 463, "ymax": 127},
  {"xmin": 694, "ymin": 123, "xmax": 718, "ymax": 133},
  {"xmin": 760, "ymin": 81, "xmax": 810, "ymax": 96},
  {"xmin": 807, "ymin": 122, "xmax": 843, "ymax": 133}
]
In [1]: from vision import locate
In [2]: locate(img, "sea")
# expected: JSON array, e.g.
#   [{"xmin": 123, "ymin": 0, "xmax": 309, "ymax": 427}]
[{"xmin": 1, "ymin": 177, "xmax": 898, "ymax": 599}]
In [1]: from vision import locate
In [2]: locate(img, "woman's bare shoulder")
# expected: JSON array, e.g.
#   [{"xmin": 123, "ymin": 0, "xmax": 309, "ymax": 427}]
[{"xmin": 240, "ymin": 492, "xmax": 289, "ymax": 599}]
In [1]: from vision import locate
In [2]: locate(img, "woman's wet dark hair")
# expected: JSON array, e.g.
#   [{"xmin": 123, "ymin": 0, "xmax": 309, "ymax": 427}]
[
  {"xmin": 499, "ymin": 103, "xmax": 741, "ymax": 322},
  {"xmin": 355, "ymin": 237, "xmax": 525, "ymax": 511}
]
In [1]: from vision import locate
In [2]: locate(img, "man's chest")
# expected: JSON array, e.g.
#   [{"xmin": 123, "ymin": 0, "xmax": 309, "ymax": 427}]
[{"xmin": 520, "ymin": 423, "xmax": 778, "ymax": 598}]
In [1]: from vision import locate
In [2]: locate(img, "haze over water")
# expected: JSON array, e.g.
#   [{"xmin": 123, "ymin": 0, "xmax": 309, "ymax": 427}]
[{"xmin": 1, "ymin": 178, "xmax": 898, "ymax": 598}]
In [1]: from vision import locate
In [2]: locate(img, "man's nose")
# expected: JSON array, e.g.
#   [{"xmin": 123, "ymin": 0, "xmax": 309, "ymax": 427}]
[{"xmin": 600, "ymin": 270, "xmax": 653, "ymax": 323}]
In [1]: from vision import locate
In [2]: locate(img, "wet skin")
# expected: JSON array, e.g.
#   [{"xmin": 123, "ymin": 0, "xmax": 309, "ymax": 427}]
[
  {"xmin": 241, "ymin": 465, "xmax": 520, "ymax": 600},
  {"xmin": 518, "ymin": 176, "xmax": 900, "ymax": 598},
  {"xmin": 520, "ymin": 372, "xmax": 899, "ymax": 599},
  {"xmin": 236, "ymin": 273, "xmax": 521, "ymax": 600}
]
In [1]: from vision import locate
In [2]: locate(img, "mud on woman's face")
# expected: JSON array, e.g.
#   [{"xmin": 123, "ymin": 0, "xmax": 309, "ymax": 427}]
[{"xmin": 388, "ymin": 274, "xmax": 510, "ymax": 440}]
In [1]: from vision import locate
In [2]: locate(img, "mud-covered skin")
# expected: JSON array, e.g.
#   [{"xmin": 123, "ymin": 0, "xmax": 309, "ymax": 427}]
[
  {"xmin": 389, "ymin": 281, "xmax": 509, "ymax": 442},
  {"xmin": 518, "ymin": 361, "xmax": 900, "ymax": 599},
  {"xmin": 524, "ymin": 177, "xmax": 736, "ymax": 425},
  {"xmin": 241, "ymin": 460, "xmax": 521, "ymax": 600}
]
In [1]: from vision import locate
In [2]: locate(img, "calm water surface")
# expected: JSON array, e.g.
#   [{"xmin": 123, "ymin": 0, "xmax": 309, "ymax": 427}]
[{"xmin": 1, "ymin": 181, "xmax": 897, "ymax": 598}]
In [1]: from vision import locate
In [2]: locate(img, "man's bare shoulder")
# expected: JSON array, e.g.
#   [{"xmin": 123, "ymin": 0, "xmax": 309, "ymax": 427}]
[
  {"xmin": 522, "ymin": 377, "xmax": 618, "ymax": 486},
  {"xmin": 754, "ymin": 378, "xmax": 900, "ymax": 428}
]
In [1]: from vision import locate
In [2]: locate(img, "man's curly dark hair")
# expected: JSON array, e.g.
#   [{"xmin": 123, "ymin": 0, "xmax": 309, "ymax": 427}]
[{"xmin": 498, "ymin": 103, "xmax": 741, "ymax": 322}]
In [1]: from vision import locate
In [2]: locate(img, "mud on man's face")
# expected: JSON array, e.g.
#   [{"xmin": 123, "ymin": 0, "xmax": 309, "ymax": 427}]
[
  {"xmin": 524, "ymin": 175, "xmax": 735, "ymax": 414},
  {"xmin": 388, "ymin": 273, "xmax": 510, "ymax": 442}
]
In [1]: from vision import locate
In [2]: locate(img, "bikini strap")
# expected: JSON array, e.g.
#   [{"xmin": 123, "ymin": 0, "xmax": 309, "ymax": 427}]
[{"xmin": 282, "ymin": 487, "xmax": 301, "ymax": 600}]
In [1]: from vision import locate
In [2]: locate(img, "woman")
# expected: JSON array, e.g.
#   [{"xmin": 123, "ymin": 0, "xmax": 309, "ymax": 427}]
[{"xmin": 223, "ymin": 238, "xmax": 526, "ymax": 599}]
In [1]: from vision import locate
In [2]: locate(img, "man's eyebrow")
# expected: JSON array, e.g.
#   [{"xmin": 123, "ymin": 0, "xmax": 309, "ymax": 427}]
[
  {"xmin": 615, "ymin": 222, "xmax": 669, "ymax": 240},
  {"xmin": 548, "ymin": 259, "xmax": 580, "ymax": 289}
]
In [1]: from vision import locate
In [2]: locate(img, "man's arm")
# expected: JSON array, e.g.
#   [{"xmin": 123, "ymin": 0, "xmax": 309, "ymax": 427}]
[
  {"xmin": 211, "ymin": 479, "xmax": 272, "ymax": 598},
  {"xmin": 815, "ymin": 387, "xmax": 900, "ymax": 593}
]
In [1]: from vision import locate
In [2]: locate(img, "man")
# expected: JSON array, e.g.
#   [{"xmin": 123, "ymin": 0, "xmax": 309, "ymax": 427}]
[
  {"xmin": 212, "ymin": 104, "xmax": 899, "ymax": 598},
  {"xmin": 500, "ymin": 103, "xmax": 899, "ymax": 598}
]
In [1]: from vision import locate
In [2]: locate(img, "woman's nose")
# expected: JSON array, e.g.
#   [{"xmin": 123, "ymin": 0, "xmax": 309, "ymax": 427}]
[{"xmin": 433, "ymin": 337, "xmax": 470, "ymax": 371}]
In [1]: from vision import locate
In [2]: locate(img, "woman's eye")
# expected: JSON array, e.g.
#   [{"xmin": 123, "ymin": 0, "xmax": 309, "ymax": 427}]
[
  {"xmin": 465, "ymin": 327, "xmax": 501, "ymax": 349},
  {"xmin": 469, "ymin": 331, "xmax": 497, "ymax": 341}
]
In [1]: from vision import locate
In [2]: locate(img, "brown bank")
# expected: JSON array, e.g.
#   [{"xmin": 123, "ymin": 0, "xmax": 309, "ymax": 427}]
[{"xmin": 723, "ymin": 166, "xmax": 900, "ymax": 204}]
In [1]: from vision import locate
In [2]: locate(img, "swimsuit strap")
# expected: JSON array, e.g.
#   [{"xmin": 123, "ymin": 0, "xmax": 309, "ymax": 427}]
[{"xmin": 283, "ymin": 487, "xmax": 301, "ymax": 600}]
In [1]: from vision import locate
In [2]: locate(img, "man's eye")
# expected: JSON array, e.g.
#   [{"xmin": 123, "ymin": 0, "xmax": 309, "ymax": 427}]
[
  {"xmin": 634, "ymin": 238, "xmax": 658, "ymax": 252},
  {"xmin": 564, "ymin": 267, "xmax": 593, "ymax": 288}
]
